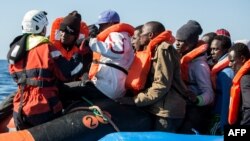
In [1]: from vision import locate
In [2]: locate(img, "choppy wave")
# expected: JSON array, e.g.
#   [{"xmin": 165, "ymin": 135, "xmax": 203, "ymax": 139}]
[{"xmin": 0, "ymin": 60, "xmax": 16, "ymax": 102}]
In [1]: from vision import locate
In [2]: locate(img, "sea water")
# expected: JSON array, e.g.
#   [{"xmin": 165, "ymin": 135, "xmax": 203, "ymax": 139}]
[{"xmin": 0, "ymin": 60, "xmax": 16, "ymax": 103}]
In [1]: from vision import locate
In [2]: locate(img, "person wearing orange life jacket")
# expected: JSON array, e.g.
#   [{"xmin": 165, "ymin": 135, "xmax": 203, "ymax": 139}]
[
  {"xmin": 49, "ymin": 11, "xmax": 94, "ymax": 108},
  {"xmin": 118, "ymin": 21, "xmax": 187, "ymax": 133},
  {"xmin": 201, "ymin": 32, "xmax": 217, "ymax": 68},
  {"xmin": 175, "ymin": 20, "xmax": 214, "ymax": 134},
  {"xmin": 209, "ymin": 35, "xmax": 234, "ymax": 135},
  {"xmin": 67, "ymin": 10, "xmax": 134, "ymax": 101},
  {"xmin": 0, "ymin": 11, "xmax": 90, "ymax": 123},
  {"xmin": 7, "ymin": 10, "xmax": 83, "ymax": 130},
  {"xmin": 50, "ymin": 11, "xmax": 92, "ymax": 79},
  {"xmin": 131, "ymin": 25, "xmax": 144, "ymax": 52},
  {"xmin": 228, "ymin": 43, "xmax": 250, "ymax": 125},
  {"xmin": 233, "ymin": 39, "xmax": 250, "ymax": 51}
]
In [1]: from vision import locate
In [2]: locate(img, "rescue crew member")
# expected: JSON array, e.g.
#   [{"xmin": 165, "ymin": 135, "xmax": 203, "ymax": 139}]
[{"xmin": 7, "ymin": 10, "xmax": 83, "ymax": 130}]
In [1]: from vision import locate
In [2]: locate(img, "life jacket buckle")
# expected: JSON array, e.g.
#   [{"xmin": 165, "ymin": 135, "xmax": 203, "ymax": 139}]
[{"xmin": 17, "ymin": 73, "xmax": 27, "ymax": 85}]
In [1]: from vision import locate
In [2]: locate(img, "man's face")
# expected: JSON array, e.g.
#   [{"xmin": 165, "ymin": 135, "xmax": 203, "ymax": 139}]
[
  {"xmin": 139, "ymin": 25, "xmax": 151, "ymax": 47},
  {"xmin": 132, "ymin": 30, "xmax": 142, "ymax": 51},
  {"xmin": 60, "ymin": 30, "xmax": 76, "ymax": 46},
  {"xmin": 98, "ymin": 23, "xmax": 112, "ymax": 32},
  {"xmin": 175, "ymin": 39, "xmax": 189, "ymax": 55},
  {"xmin": 211, "ymin": 39, "xmax": 226, "ymax": 62},
  {"xmin": 228, "ymin": 50, "xmax": 244, "ymax": 73}
]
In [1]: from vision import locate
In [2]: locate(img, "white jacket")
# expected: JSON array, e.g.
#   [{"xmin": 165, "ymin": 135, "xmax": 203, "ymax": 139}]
[{"xmin": 89, "ymin": 32, "xmax": 134, "ymax": 99}]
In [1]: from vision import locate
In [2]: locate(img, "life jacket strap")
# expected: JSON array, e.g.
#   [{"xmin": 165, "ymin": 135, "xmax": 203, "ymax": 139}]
[
  {"xmin": 93, "ymin": 60, "xmax": 128, "ymax": 75},
  {"xmin": 17, "ymin": 78, "xmax": 55, "ymax": 88}
]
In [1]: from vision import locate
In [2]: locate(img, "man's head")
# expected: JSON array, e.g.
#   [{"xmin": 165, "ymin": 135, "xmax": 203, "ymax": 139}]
[
  {"xmin": 175, "ymin": 20, "xmax": 203, "ymax": 55},
  {"xmin": 233, "ymin": 39, "xmax": 250, "ymax": 51},
  {"xmin": 201, "ymin": 32, "xmax": 217, "ymax": 45},
  {"xmin": 96, "ymin": 10, "xmax": 120, "ymax": 32},
  {"xmin": 22, "ymin": 10, "xmax": 48, "ymax": 35},
  {"xmin": 201, "ymin": 32, "xmax": 217, "ymax": 56},
  {"xmin": 139, "ymin": 21, "xmax": 165, "ymax": 47},
  {"xmin": 60, "ymin": 11, "xmax": 81, "ymax": 47},
  {"xmin": 210, "ymin": 35, "xmax": 231, "ymax": 62},
  {"xmin": 228, "ymin": 43, "xmax": 250, "ymax": 73},
  {"xmin": 132, "ymin": 25, "xmax": 143, "ymax": 51}
]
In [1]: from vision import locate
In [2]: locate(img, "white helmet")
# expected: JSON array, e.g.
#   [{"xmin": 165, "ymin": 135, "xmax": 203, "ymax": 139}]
[{"xmin": 22, "ymin": 10, "xmax": 48, "ymax": 34}]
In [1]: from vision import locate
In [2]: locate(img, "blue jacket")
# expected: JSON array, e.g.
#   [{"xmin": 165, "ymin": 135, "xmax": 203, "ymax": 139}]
[{"xmin": 213, "ymin": 54, "xmax": 234, "ymax": 129}]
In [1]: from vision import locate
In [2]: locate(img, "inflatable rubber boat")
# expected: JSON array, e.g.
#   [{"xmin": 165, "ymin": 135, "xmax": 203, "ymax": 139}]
[
  {"xmin": 0, "ymin": 99, "xmax": 152, "ymax": 141},
  {"xmin": 100, "ymin": 132, "xmax": 223, "ymax": 141},
  {"xmin": 0, "ymin": 98, "xmax": 224, "ymax": 141}
]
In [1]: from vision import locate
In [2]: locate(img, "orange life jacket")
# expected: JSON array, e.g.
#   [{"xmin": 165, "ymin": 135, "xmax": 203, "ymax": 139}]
[
  {"xmin": 228, "ymin": 59, "xmax": 250, "ymax": 125},
  {"xmin": 211, "ymin": 57, "xmax": 229, "ymax": 89},
  {"xmin": 180, "ymin": 41, "xmax": 208, "ymax": 82},
  {"xmin": 88, "ymin": 23, "xmax": 134, "ymax": 79},
  {"xmin": 125, "ymin": 30, "xmax": 175, "ymax": 94},
  {"xmin": 49, "ymin": 17, "xmax": 89, "ymax": 60},
  {"xmin": 10, "ymin": 43, "xmax": 64, "ymax": 121}
]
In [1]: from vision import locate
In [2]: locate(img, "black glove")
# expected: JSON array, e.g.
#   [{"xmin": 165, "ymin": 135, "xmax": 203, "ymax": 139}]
[
  {"xmin": 75, "ymin": 38, "xmax": 84, "ymax": 48},
  {"xmin": 84, "ymin": 37, "xmax": 90, "ymax": 47},
  {"xmin": 75, "ymin": 37, "xmax": 91, "ymax": 47},
  {"xmin": 72, "ymin": 53, "xmax": 83, "ymax": 62},
  {"xmin": 88, "ymin": 24, "xmax": 99, "ymax": 38}
]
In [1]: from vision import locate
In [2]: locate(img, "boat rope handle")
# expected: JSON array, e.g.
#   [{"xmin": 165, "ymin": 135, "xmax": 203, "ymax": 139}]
[{"xmin": 66, "ymin": 96, "xmax": 120, "ymax": 132}]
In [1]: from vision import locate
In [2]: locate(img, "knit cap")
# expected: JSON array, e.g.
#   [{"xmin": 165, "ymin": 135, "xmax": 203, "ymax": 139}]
[
  {"xmin": 60, "ymin": 11, "xmax": 81, "ymax": 35},
  {"xmin": 176, "ymin": 20, "xmax": 203, "ymax": 44}
]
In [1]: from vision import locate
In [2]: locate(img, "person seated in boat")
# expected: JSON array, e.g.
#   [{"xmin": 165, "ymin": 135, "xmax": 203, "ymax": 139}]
[
  {"xmin": 175, "ymin": 20, "xmax": 214, "ymax": 134},
  {"xmin": 49, "ymin": 10, "xmax": 92, "ymax": 81},
  {"xmin": 209, "ymin": 35, "xmax": 234, "ymax": 135},
  {"xmin": 233, "ymin": 39, "xmax": 250, "ymax": 51},
  {"xmin": 228, "ymin": 43, "xmax": 250, "ymax": 126},
  {"xmin": 49, "ymin": 11, "xmax": 93, "ymax": 108},
  {"xmin": 118, "ymin": 21, "xmax": 187, "ymax": 133},
  {"xmin": 66, "ymin": 9, "xmax": 135, "ymax": 102},
  {"xmin": 6, "ymin": 9, "xmax": 84, "ymax": 130}
]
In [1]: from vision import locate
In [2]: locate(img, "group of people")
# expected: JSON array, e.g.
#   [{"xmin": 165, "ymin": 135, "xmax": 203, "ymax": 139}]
[{"xmin": 0, "ymin": 8, "xmax": 249, "ymax": 136}]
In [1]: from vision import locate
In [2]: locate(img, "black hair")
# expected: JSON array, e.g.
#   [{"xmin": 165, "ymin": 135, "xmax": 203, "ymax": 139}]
[
  {"xmin": 70, "ymin": 10, "xmax": 81, "ymax": 20},
  {"xmin": 145, "ymin": 21, "xmax": 165, "ymax": 36},
  {"xmin": 88, "ymin": 24, "xmax": 99, "ymax": 38},
  {"xmin": 202, "ymin": 32, "xmax": 217, "ymax": 45},
  {"xmin": 135, "ymin": 25, "xmax": 143, "ymax": 32},
  {"xmin": 229, "ymin": 43, "xmax": 250, "ymax": 59},
  {"xmin": 213, "ymin": 35, "xmax": 232, "ymax": 50}
]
